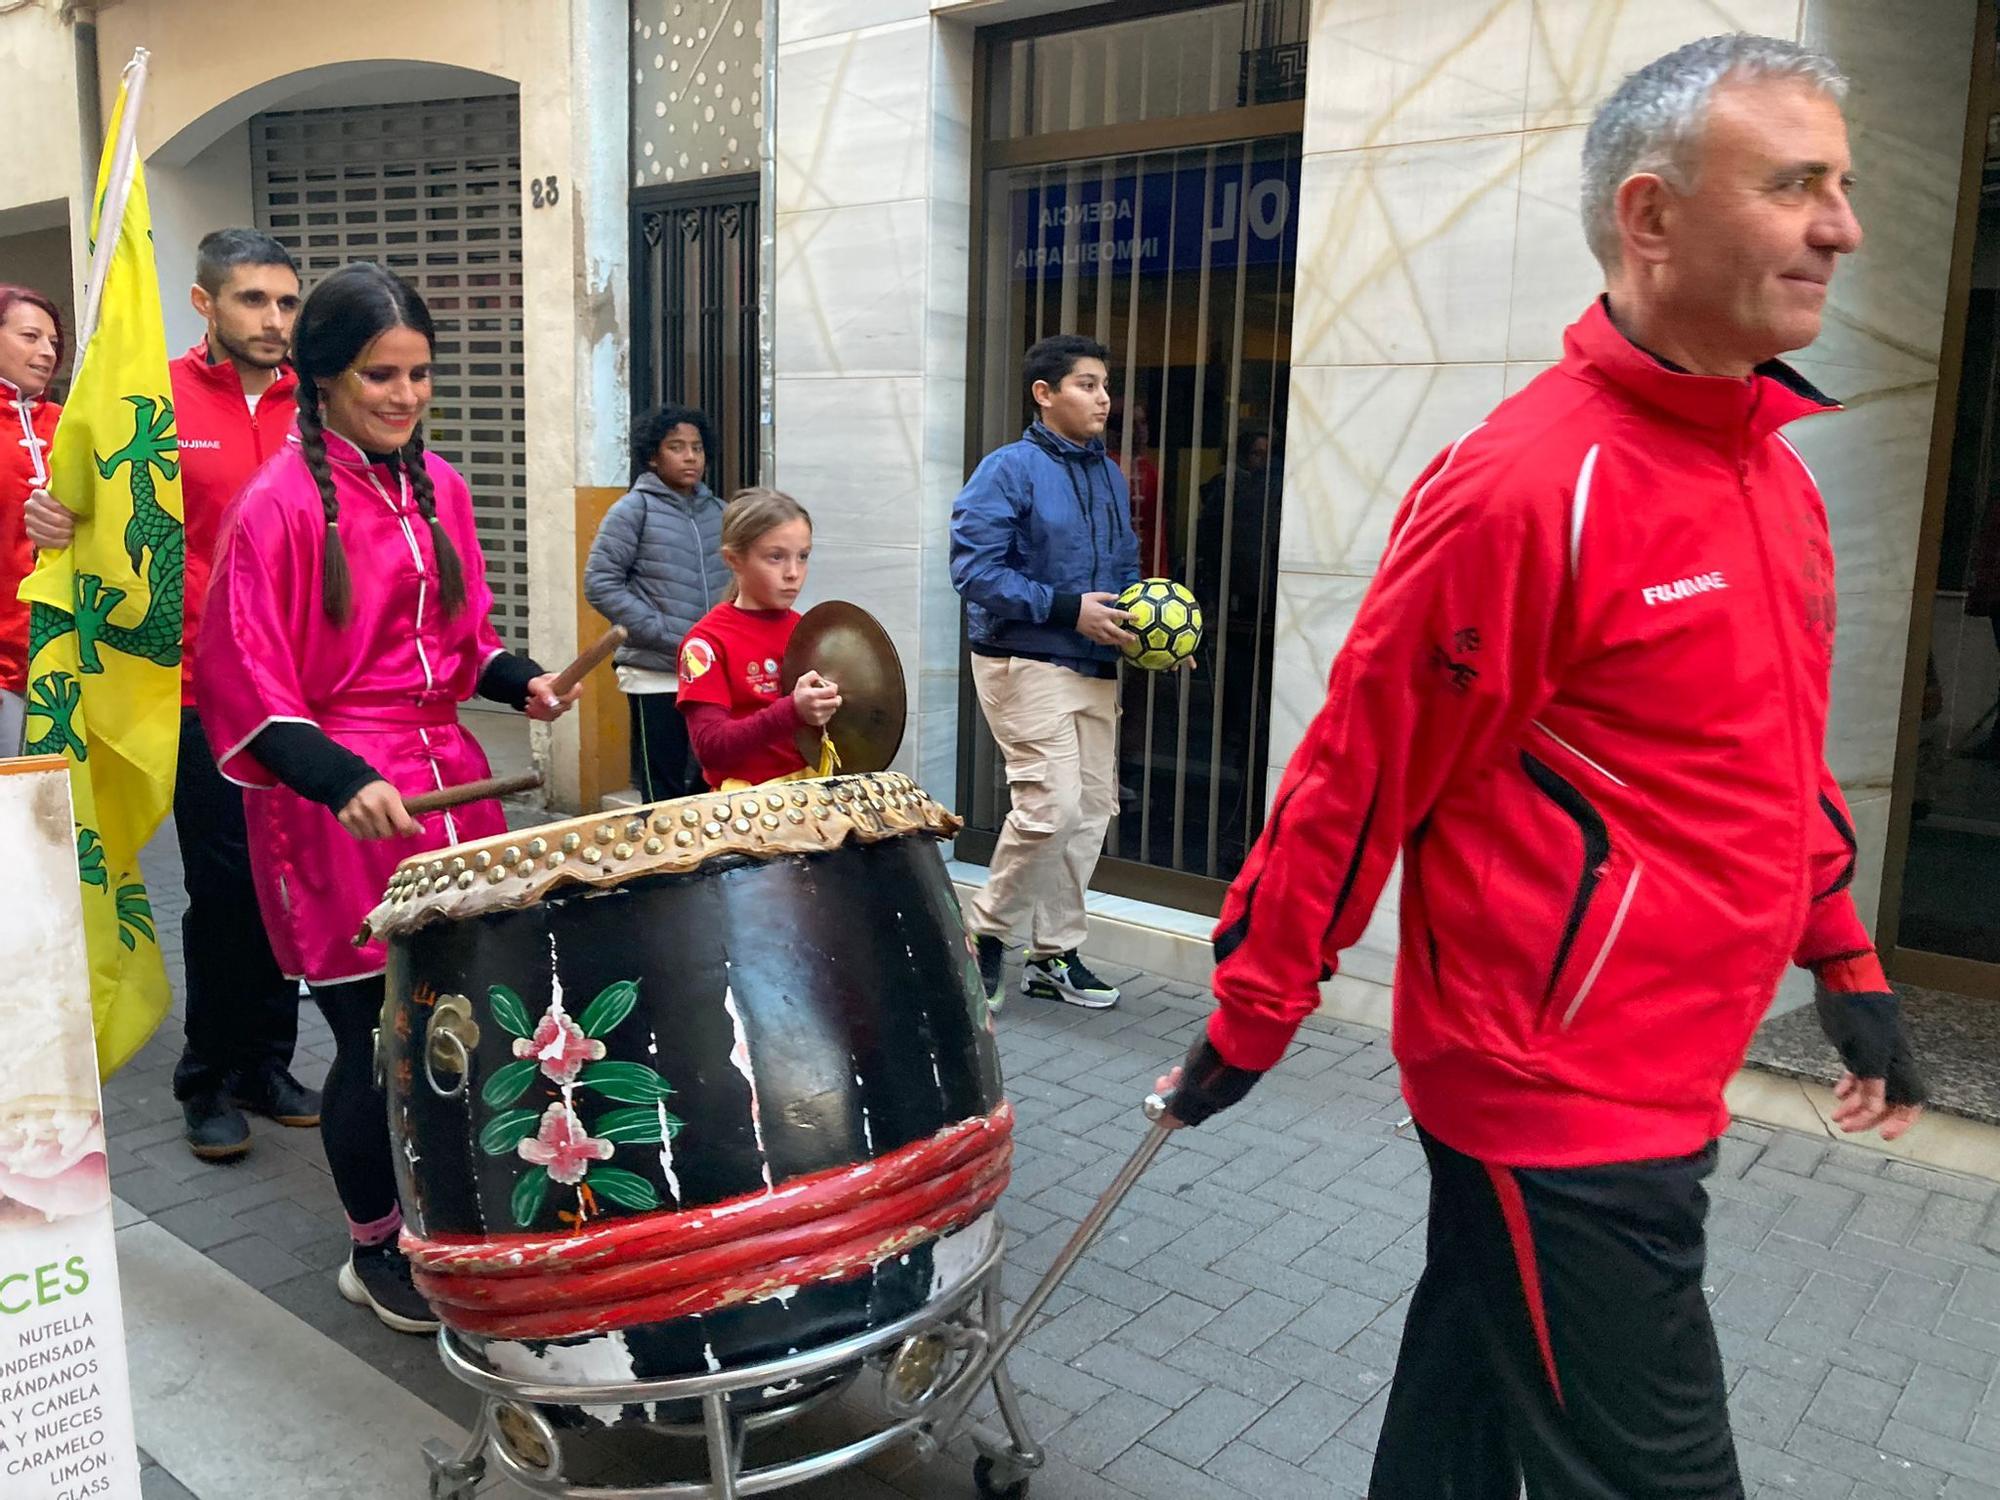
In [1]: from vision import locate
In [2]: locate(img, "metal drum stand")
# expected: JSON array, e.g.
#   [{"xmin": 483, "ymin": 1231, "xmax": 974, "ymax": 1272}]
[{"xmin": 422, "ymin": 1099, "xmax": 1173, "ymax": 1500}]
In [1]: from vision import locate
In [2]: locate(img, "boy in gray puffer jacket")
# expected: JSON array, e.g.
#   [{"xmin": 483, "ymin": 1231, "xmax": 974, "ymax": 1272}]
[{"xmin": 584, "ymin": 404, "xmax": 726, "ymax": 800}]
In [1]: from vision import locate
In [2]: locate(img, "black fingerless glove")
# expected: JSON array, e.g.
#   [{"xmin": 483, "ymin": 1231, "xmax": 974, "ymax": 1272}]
[
  {"xmin": 1164, "ymin": 1036, "xmax": 1262, "ymax": 1127},
  {"xmin": 1813, "ymin": 983, "xmax": 1928, "ymax": 1108}
]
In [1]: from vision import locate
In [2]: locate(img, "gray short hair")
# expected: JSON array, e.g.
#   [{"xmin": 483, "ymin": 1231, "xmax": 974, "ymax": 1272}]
[{"xmin": 1580, "ymin": 34, "xmax": 1847, "ymax": 270}]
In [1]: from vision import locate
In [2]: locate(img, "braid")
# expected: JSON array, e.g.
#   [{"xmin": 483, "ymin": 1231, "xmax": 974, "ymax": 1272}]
[
  {"xmin": 294, "ymin": 380, "xmax": 352, "ymax": 624},
  {"xmin": 400, "ymin": 430, "xmax": 466, "ymax": 616}
]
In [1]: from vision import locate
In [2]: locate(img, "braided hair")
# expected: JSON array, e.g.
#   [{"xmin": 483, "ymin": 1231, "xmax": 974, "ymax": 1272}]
[{"xmin": 288, "ymin": 261, "xmax": 468, "ymax": 624}]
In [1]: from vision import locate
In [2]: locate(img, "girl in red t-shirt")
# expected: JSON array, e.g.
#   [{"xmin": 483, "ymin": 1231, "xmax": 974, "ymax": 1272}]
[{"xmin": 677, "ymin": 488, "xmax": 840, "ymax": 789}]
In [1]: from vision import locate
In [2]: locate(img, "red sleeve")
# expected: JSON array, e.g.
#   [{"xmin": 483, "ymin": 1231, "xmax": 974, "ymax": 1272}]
[
  {"xmin": 682, "ymin": 698, "xmax": 801, "ymax": 783},
  {"xmin": 676, "ymin": 631, "xmax": 730, "ymax": 709},
  {"xmin": 1206, "ymin": 439, "xmax": 1568, "ymax": 1070},
  {"xmin": 1792, "ymin": 763, "xmax": 1884, "ymax": 987}
]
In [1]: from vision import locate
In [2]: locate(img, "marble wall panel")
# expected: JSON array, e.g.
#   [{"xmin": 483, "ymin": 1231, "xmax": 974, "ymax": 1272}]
[
  {"xmin": 1291, "ymin": 133, "xmax": 1524, "ymax": 368},
  {"xmin": 1523, "ymin": 0, "xmax": 1804, "ymax": 131},
  {"xmin": 1803, "ymin": 0, "xmax": 1977, "ymax": 376},
  {"xmin": 1506, "ymin": 124, "xmax": 1597, "ymax": 362},
  {"xmin": 1782, "ymin": 364, "xmax": 1942, "ymax": 599},
  {"xmin": 774, "ymin": 375, "xmax": 925, "ymax": 536},
  {"xmin": 782, "ymin": 0, "xmax": 928, "ymax": 46},
  {"xmin": 1303, "ymin": 0, "xmax": 1531, "ymax": 155},
  {"xmin": 1824, "ymin": 588, "xmax": 1917, "ymax": 794},
  {"xmin": 775, "ymin": 198, "xmax": 931, "ymax": 376},
  {"xmin": 1266, "ymin": 570, "xmax": 1374, "ymax": 770},
  {"xmin": 1279, "ymin": 361, "xmax": 1508, "ymax": 579},
  {"xmin": 776, "ymin": 20, "xmax": 933, "ymax": 214}
]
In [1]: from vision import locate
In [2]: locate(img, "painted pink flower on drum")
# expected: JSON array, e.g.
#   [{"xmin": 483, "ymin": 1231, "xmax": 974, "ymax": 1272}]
[
  {"xmin": 515, "ymin": 1004, "xmax": 606, "ymax": 1085},
  {"xmin": 517, "ymin": 1102, "xmax": 615, "ymax": 1186}
]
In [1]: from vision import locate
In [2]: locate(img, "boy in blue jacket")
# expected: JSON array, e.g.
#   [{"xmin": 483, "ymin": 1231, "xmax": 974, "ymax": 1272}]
[{"xmin": 951, "ymin": 334, "xmax": 1140, "ymax": 1010}]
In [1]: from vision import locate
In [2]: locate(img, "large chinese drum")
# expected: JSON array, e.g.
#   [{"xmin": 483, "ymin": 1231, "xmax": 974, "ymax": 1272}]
[{"xmin": 360, "ymin": 773, "xmax": 1009, "ymax": 1448}]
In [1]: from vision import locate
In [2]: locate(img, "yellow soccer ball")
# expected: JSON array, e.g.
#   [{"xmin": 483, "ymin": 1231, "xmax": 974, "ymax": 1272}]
[{"xmin": 1114, "ymin": 578, "xmax": 1204, "ymax": 671}]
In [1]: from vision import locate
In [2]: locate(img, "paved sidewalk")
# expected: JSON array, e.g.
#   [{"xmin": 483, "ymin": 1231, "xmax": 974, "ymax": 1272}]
[{"xmin": 109, "ymin": 820, "xmax": 2000, "ymax": 1499}]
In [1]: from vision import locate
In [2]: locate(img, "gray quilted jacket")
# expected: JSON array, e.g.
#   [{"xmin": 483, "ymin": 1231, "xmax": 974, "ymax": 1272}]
[{"xmin": 582, "ymin": 474, "xmax": 726, "ymax": 674}]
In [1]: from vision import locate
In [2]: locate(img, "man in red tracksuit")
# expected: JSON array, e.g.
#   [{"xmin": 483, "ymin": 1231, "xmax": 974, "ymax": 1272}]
[
  {"xmin": 1159, "ymin": 35, "xmax": 1924, "ymax": 1499},
  {"xmin": 30, "ymin": 229, "xmax": 316, "ymax": 1161}
]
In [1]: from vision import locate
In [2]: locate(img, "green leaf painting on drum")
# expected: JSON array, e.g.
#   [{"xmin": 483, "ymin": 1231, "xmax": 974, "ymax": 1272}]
[
  {"xmin": 577, "ymin": 979, "xmax": 640, "ymax": 1038},
  {"xmin": 586, "ymin": 1167, "xmax": 661, "ymax": 1212},
  {"xmin": 473, "ymin": 973, "xmax": 681, "ymax": 1229},
  {"xmin": 481, "ymin": 1057, "xmax": 540, "ymax": 1109},
  {"xmin": 488, "ymin": 984, "xmax": 533, "ymax": 1038},
  {"xmin": 576, "ymin": 1061, "xmax": 676, "ymax": 1102},
  {"xmin": 512, "ymin": 1168, "xmax": 550, "ymax": 1228},
  {"xmin": 479, "ymin": 1107, "xmax": 543, "ymax": 1156},
  {"xmin": 593, "ymin": 1105, "xmax": 684, "ymax": 1145}
]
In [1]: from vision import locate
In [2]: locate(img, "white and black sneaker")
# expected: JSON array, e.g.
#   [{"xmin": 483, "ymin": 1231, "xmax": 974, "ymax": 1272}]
[
  {"xmin": 1022, "ymin": 950, "xmax": 1120, "ymax": 1009},
  {"xmin": 339, "ymin": 1240, "xmax": 441, "ymax": 1335},
  {"xmin": 974, "ymin": 934, "xmax": 1007, "ymax": 1014}
]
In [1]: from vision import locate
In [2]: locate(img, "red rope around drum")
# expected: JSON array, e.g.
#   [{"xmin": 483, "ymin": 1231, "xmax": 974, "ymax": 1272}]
[{"xmin": 403, "ymin": 1103, "xmax": 1014, "ymax": 1341}]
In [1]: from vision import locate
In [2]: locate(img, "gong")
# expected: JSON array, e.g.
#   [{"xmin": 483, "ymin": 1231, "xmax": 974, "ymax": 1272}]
[{"xmin": 781, "ymin": 601, "xmax": 907, "ymax": 773}]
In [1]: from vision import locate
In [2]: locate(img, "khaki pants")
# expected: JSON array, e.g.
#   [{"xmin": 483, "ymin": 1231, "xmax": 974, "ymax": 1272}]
[{"xmin": 966, "ymin": 655, "xmax": 1118, "ymax": 955}]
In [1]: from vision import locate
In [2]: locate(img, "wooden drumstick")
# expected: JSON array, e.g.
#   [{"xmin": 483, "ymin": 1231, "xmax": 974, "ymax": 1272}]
[
  {"xmin": 404, "ymin": 772, "xmax": 544, "ymax": 815},
  {"xmin": 550, "ymin": 625, "xmax": 628, "ymax": 697}
]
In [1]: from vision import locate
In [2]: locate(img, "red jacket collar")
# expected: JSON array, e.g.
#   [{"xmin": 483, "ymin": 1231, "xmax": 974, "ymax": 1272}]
[
  {"xmin": 1563, "ymin": 298, "xmax": 1838, "ymax": 444},
  {"xmin": 177, "ymin": 339, "xmax": 298, "ymax": 406},
  {"xmin": 0, "ymin": 373, "xmax": 49, "ymax": 410}
]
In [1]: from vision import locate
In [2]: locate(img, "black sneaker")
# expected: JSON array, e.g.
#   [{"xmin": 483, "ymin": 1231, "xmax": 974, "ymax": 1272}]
[
  {"xmin": 1022, "ymin": 950, "xmax": 1120, "ymax": 1010},
  {"xmin": 232, "ymin": 1067, "xmax": 322, "ymax": 1127},
  {"xmin": 974, "ymin": 934, "xmax": 1006, "ymax": 1013},
  {"xmin": 338, "ymin": 1240, "xmax": 441, "ymax": 1335},
  {"xmin": 182, "ymin": 1091, "xmax": 252, "ymax": 1162}
]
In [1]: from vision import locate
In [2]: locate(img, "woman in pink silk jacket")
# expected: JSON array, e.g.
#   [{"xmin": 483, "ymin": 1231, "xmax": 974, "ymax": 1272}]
[{"xmin": 197, "ymin": 262, "xmax": 577, "ymax": 1333}]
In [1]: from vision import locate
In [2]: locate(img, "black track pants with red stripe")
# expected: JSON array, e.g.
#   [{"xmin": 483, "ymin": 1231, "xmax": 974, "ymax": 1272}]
[{"xmin": 1369, "ymin": 1127, "xmax": 1743, "ymax": 1500}]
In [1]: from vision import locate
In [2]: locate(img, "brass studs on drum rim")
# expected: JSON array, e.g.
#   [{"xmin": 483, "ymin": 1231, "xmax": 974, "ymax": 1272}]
[
  {"xmin": 613, "ymin": 842, "xmax": 634, "ymax": 860},
  {"xmin": 644, "ymin": 836, "xmax": 663, "ymax": 855},
  {"xmin": 674, "ymin": 829, "xmax": 695, "ymax": 847},
  {"xmin": 731, "ymin": 817, "xmax": 752, "ymax": 835},
  {"xmin": 703, "ymin": 821, "xmax": 723, "ymax": 839},
  {"xmin": 561, "ymin": 832, "xmax": 581, "ymax": 853},
  {"xmin": 582, "ymin": 846, "xmax": 603, "ymax": 864},
  {"xmin": 681, "ymin": 807, "xmax": 701, "ymax": 827},
  {"xmin": 527, "ymin": 837, "xmax": 548, "ymax": 858}
]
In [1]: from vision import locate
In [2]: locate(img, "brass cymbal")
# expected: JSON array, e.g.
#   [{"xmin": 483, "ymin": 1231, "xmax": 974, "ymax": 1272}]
[{"xmin": 781, "ymin": 601, "xmax": 907, "ymax": 773}]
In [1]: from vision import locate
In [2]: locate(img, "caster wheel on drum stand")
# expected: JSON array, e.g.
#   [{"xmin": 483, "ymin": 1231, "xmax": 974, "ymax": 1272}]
[
  {"xmin": 974, "ymin": 1454, "xmax": 1031, "ymax": 1500},
  {"xmin": 422, "ymin": 1434, "xmax": 488, "ymax": 1500}
]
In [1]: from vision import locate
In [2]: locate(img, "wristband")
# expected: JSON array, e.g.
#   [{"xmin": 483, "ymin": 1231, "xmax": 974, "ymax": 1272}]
[
  {"xmin": 1163, "ymin": 1036, "xmax": 1262, "ymax": 1127},
  {"xmin": 1812, "ymin": 983, "xmax": 1928, "ymax": 1107}
]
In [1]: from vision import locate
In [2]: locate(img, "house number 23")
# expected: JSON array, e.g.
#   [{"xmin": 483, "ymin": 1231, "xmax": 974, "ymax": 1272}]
[{"xmin": 529, "ymin": 175, "xmax": 561, "ymax": 209}]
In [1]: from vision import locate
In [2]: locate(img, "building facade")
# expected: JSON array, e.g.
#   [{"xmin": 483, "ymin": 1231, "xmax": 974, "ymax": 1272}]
[{"xmin": 0, "ymin": 0, "xmax": 1990, "ymax": 1013}]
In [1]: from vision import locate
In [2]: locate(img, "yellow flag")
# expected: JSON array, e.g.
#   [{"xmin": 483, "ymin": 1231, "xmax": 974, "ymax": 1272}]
[{"xmin": 18, "ymin": 52, "xmax": 181, "ymax": 1077}]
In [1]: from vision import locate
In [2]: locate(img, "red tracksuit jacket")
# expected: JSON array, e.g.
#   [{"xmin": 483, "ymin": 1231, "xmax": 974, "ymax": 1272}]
[
  {"xmin": 171, "ymin": 342, "xmax": 296, "ymax": 706},
  {"xmin": 1208, "ymin": 300, "xmax": 1876, "ymax": 1168},
  {"xmin": 0, "ymin": 376, "xmax": 59, "ymax": 696}
]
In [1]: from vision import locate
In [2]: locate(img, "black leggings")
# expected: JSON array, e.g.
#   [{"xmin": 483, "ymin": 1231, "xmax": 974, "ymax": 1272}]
[{"xmin": 310, "ymin": 977, "xmax": 399, "ymax": 1235}]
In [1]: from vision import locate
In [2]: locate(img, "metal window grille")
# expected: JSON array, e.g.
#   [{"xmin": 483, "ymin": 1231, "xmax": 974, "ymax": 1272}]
[
  {"xmin": 630, "ymin": 180, "xmax": 761, "ymax": 501},
  {"xmin": 251, "ymin": 94, "xmax": 530, "ymax": 651}
]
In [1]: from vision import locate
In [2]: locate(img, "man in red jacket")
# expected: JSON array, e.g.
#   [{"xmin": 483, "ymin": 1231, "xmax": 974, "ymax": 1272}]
[
  {"xmin": 1159, "ymin": 35, "xmax": 1924, "ymax": 1499},
  {"xmin": 29, "ymin": 228, "xmax": 315, "ymax": 1161}
]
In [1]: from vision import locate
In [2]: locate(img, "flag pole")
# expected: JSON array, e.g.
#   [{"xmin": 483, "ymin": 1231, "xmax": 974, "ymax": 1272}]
[{"xmin": 74, "ymin": 47, "xmax": 150, "ymax": 358}]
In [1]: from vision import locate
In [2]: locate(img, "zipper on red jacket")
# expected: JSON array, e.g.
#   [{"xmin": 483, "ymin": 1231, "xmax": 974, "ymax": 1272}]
[{"xmin": 1735, "ymin": 432, "xmax": 1813, "ymax": 963}]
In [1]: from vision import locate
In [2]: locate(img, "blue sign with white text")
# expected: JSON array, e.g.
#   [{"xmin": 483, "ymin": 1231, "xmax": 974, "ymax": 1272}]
[{"xmin": 1009, "ymin": 157, "xmax": 1300, "ymax": 282}]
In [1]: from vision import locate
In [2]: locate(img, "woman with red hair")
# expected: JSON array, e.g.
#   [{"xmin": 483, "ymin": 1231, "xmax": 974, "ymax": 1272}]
[{"xmin": 0, "ymin": 285, "xmax": 64, "ymax": 754}]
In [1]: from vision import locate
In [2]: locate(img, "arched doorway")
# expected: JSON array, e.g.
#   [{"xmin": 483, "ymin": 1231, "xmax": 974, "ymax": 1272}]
[{"xmin": 153, "ymin": 63, "xmax": 531, "ymax": 654}]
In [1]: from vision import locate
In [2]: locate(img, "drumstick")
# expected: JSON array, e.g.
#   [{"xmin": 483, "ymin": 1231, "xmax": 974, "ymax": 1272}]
[
  {"xmin": 404, "ymin": 772, "xmax": 544, "ymax": 815},
  {"xmin": 550, "ymin": 625, "xmax": 628, "ymax": 697}
]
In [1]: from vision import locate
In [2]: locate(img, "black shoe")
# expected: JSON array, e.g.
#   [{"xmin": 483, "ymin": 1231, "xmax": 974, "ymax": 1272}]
[
  {"xmin": 1022, "ymin": 950, "xmax": 1120, "ymax": 1010},
  {"xmin": 232, "ymin": 1067, "xmax": 322, "ymax": 1127},
  {"xmin": 182, "ymin": 1091, "xmax": 252, "ymax": 1162},
  {"xmin": 338, "ymin": 1240, "xmax": 440, "ymax": 1335},
  {"xmin": 974, "ymin": 934, "xmax": 1006, "ymax": 1013}
]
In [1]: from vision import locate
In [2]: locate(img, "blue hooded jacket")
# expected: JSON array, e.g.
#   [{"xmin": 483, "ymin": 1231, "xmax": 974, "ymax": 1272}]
[{"xmin": 950, "ymin": 422, "xmax": 1142, "ymax": 673}]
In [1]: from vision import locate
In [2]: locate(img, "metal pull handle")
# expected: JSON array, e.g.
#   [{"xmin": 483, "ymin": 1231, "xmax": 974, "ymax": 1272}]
[{"xmin": 424, "ymin": 993, "xmax": 481, "ymax": 1098}]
